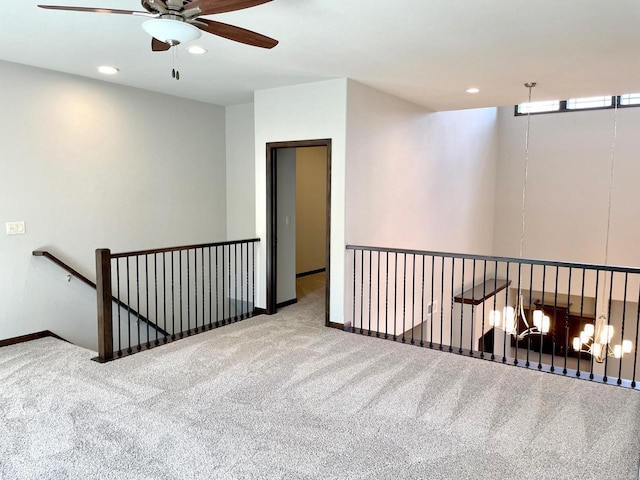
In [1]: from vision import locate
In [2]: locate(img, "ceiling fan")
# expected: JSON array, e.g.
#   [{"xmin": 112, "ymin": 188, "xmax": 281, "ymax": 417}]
[{"xmin": 38, "ymin": 0, "xmax": 279, "ymax": 52}]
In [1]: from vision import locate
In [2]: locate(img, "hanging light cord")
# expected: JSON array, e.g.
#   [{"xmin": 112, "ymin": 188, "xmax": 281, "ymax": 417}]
[
  {"xmin": 604, "ymin": 102, "xmax": 618, "ymax": 266},
  {"xmin": 520, "ymin": 83, "xmax": 535, "ymax": 260},
  {"xmin": 600, "ymin": 101, "xmax": 618, "ymax": 315}
]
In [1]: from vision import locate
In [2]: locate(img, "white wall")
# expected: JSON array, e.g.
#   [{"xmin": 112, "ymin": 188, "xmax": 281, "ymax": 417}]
[
  {"xmin": 494, "ymin": 105, "xmax": 640, "ymax": 266},
  {"xmin": 0, "ymin": 60, "xmax": 227, "ymax": 349},
  {"xmin": 345, "ymin": 81, "xmax": 499, "ymax": 334},
  {"xmin": 346, "ymin": 81, "xmax": 498, "ymax": 253},
  {"xmin": 226, "ymin": 102, "xmax": 256, "ymax": 240},
  {"xmin": 296, "ymin": 146, "xmax": 327, "ymax": 275},
  {"xmin": 276, "ymin": 148, "xmax": 297, "ymax": 303},
  {"xmin": 254, "ymin": 79, "xmax": 348, "ymax": 322}
]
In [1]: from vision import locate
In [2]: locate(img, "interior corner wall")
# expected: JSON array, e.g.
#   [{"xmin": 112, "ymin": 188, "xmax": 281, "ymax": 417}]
[
  {"xmin": 345, "ymin": 80, "xmax": 499, "ymax": 253},
  {"xmin": 225, "ymin": 102, "xmax": 256, "ymax": 240},
  {"xmin": 254, "ymin": 79, "xmax": 348, "ymax": 323},
  {"xmin": 494, "ymin": 105, "xmax": 640, "ymax": 267},
  {"xmin": 0, "ymin": 60, "xmax": 227, "ymax": 349}
]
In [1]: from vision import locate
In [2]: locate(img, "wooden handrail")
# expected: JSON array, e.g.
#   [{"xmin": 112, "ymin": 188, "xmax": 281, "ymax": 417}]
[
  {"xmin": 33, "ymin": 251, "xmax": 96, "ymax": 289},
  {"xmin": 111, "ymin": 238, "xmax": 260, "ymax": 259},
  {"xmin": 32, "ymin": 250, "xmax": 169, "ymax": 340}
]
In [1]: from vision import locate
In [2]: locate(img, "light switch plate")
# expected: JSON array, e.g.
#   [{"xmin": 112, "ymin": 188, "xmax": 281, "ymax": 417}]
[{"xmin": 6, "ymin": 221, "xmax": 25, "ymax": 235}]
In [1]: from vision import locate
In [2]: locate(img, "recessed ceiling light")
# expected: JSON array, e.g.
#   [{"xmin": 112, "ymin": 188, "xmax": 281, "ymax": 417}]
[
  {"xmin": 466, "ymin": 87, "xmax": 480, "ymax": 94},
  {"xmin": 98, "ymin": 66, "xmax": 119, "ymax": 75},
  {"xmin": 187, "ymin": 46, "xmax": 207, "ymax": 55}
]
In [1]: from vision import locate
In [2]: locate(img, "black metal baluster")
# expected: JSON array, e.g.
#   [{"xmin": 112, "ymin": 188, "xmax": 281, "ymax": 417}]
[
  {"xmin": 393, "ymin": 252, "xmax": 398, "ymax": 341},
  {"xmin": 538, "ymin": 265, "xmax": 546, "ymax": 370},
  {"xmin": 136, "ymin": 255, "xmax": 141, "ymax": 350},
  {"xmin": 208, "ymin": 247, "xmax": 212, "ymax": 328},
  {"xmin": 235, "ymin": 243, "xmax": 239, "ymax": 321},
  {"xmin": 577, "ymin": 269, "xmax": 586, "ymax": 377},
  {"xmin": 604, "ymin": 272, "xmax": 614, "ymax": 383},
  {"xmin": 526, "ymin": 264, "xmax": 533, "ymax": 368},
  {"xmin": 411, "ymin": 253, "xmax": 416, "ymax": 345},
  {"xmin": 192, "ymin": 248, "xmax": 199, "ymax": 333},
  {"xmin": 419, "ymin": 255, "xmax": 425, "ymax": 347},
  {"xmin": 491, "ymin": 260, "xmax": 498, "ymax": 361},
  {"xmin": 480, "ymin": 260, "xmax": 487, "ymax": 359},
  {"xmin": 145, "ymin": 254, "xmax": 150, "ymax": 348},
  {"xmin": 360, "ymin": 249, "xmax": 364, "ymax": 334},
  {"xmin": 252, "ymin": 242, "xmax": 255, "ymax": 314},
  {"xmin": 590, "ymin": 271, "xmax": 599, "ymax": 380},
  {"xmin": 154, "ymin": 253, "xmax": 159, "ymax": 346},
  {"xmin": 228, "ymin": 245, "xmax": 232, "ymax": 323},
  {"xmin": 440, "ymin": 256, "xmax": 444, "ymax": 351},
  {"xmin": 430, "ymin": 256, "xmax": 435, "ymax": 349},
  {"xmin": 127, "ymin": 257, "xmax": 132, "ymax": 354},
  {"xmin": 514, "ymin": 263, "xmax": 521, "ymax": 366},
  {"xmin": 459, "ymin": 258, "xmax": 465, "ymax": 354},
  {"xmin": 241, "ymin": 242, "xmax": 245, "ymax": 320},
  {"xmin": 188, "ymin": 249, "xmax": 192, "ymax": 334},
  {"xmin": 618, "ymin": 272, "xmax": 629, "ymax": 385},
  {"xmin": 632, "ymin": 281, "xmax": 640, "ymax": 389},
  {"xmin": 216, "ymin": 246, "xmax": 220, "ymax": 327},
  {"xmin": 563, "ymin": 268, "xmax": 572, "ymax": 375},
  {"xmin": 201, "ymin": 248, "xmax": 205, "ymax": 329},
  {"xmin": 449, "ymin": 257, "xmax": 455, "ymax": 353},
  {"xmin": 352, "ymin": 249, "xmax": 356, "ymax": 333},
  {"xmin": 402, "ymin": 253, "xmax": 407, "ymax": 343},
  {"xmin": 179, "ymin": 251, "xmax": 184, "ymax": 338},
  {"xmin": 551, "ymin": 266, "xmax": 559, "ymax": 372},
  {"xmin": 171, "ymin": 251, "xmax": 176, "ymax": 340},
  {"xmin": 377, "ymin": 251, "xmax": 381, "ymax": 338},
  {"xmin": 503, "ymin": 262, "xmax": 510, "ymax": 363},
  {"xmin": 385, "ymin": 252, "xmax": 389, "ymax": 339},
  {"xmin": 221, "ymin": 245, "xmax": 225, "ymax": 325},
  {"xmin": 368, "ymin": 250, "xmax": 372, "ymax": 336},
  {"xmin": 470, "ymin": 259, "xmax": 476, "ymax": 356},
  {"xmin": 163, "ymin": 253, "xmax": 167, "ymax": 343},
  {"xmin": 116, "ymin": 259, "xmax": 122, "ymax": 356}
]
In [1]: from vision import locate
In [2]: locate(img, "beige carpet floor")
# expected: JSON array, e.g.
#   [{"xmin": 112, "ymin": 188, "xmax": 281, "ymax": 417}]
[{"xmin": 1, "ymin": 273, "xmax": 640, "ymax": 479}]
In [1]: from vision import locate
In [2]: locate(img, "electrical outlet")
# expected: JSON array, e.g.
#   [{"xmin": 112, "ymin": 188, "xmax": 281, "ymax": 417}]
[{"xmin": 6, "ymin": 221, "xmax": 25, "ymax": 235}]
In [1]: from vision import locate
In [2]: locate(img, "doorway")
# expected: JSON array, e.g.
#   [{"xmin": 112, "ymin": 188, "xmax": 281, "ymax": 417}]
[{"xmin": 266, "ymin": 139, "xmax": 332, "ymax": 326}]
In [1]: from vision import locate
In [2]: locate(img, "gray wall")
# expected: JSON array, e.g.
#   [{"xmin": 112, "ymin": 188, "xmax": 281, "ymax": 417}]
[{"xmin": 0, "ymin": 60, "xmax": 227, "ymax": 349}]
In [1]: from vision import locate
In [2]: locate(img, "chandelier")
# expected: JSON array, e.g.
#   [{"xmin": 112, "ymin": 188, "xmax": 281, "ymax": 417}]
[
  {"xmin": 488, "ymin": 83, "xmax": 544, "ymax": 343},
  {"xmin": 573, "ymin": 315, "xmax": 632, "ymax": 363},
  {"xmin": 571, "ymin": 99, "xmax": 633, "ymax": 363},
  {"xmin": 489, "ymin": 296, "xmax": 549, "ymax": 340}
]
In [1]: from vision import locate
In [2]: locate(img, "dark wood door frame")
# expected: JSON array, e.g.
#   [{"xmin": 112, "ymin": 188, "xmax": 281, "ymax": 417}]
[{"xmin": 266, "ymin": 139, "xmax": 332, "ymax": 326}]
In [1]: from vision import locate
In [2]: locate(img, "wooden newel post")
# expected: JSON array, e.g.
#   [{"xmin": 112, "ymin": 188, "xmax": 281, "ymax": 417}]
[{"xmin": 96, "ymin": 248, "xmax": 113, "ymax": 362}]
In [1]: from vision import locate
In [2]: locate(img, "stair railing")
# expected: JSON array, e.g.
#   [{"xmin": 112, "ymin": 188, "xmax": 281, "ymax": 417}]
[{"xmin": 96, "ymin": 239, "xmax": 260, "ymax": 362}]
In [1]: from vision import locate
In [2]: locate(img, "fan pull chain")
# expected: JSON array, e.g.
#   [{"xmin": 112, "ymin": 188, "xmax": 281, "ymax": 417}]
[{"xmin": 171, "ymin": 48, "xmax": 180, "ymax": 80}]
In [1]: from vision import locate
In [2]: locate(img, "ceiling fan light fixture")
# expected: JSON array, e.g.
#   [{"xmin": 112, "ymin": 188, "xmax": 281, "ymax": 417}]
[{"xmin": 142, "ymin": 19, "xmax": 201, "ymax": 46}]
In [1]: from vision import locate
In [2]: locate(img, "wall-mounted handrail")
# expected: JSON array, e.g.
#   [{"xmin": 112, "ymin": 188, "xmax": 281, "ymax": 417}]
[
  {"xmin": 33, "ymin": 251, "xmax": 96, "ymax": 289},
  {"xmin": 33, "ymin": 250, "xmax": 169, "ymax": 339}
]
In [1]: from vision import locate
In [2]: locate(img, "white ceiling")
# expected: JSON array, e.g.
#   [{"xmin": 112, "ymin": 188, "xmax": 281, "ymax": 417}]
[{"xmin": 3, "ymin": 0, "xmax": 640, "ymax": 111}]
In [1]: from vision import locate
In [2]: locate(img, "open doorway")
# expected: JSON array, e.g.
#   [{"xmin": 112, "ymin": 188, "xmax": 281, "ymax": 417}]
[{"xmin": 266, "ymin": 139, "xmax": 331, "ymax": 326}]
